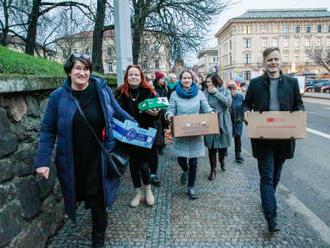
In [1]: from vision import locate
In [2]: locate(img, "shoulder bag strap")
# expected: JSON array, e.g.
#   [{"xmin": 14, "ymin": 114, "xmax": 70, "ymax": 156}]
[{"xmin": 73, "ymin": 96, "xmax": 108, "ymax": 154}]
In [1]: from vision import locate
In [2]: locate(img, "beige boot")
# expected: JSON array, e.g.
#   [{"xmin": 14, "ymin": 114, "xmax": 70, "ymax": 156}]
[
  {"xmin": 130, "ymin": 187, "xmax": 144, "ymax": 207},
  {"xmin": 145, "ymin": 184, "xmax": 154, "ymax": 206}
]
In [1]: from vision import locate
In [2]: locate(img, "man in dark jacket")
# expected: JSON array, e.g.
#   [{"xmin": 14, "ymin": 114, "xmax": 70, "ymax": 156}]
[{"xmin": 243, "ymin": 47, "xmax": 305, "ymax": 232}]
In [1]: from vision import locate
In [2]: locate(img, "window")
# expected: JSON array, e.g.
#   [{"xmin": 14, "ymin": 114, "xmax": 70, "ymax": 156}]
[
  {"xmin": 108, "ymin": 63, "xmax": 113, "ymax": 73},
  {"xmin": 284, "ymin": 25, "xmax": 289, "ymax": 33},
  {"xmin": 243, "ymin": 26, "xmax": 250, "ymax": 34},
  {"xmin": 244, "ymin": 54, "xmax": 251, "ymax": 64},
  {"xmin": 327, "ymin": 38, "xmax": 330, "ymax": 47},
  {"xmin": 306, "ymin": 25, "xmax": 311, "ymax": 33},
  {"xmin": 305, "ymin": 53, "xmax": 310, "ymax": 62},
  {"xmin": 245, "ymin": 39, "xmax": 251, "ymax": 48},
  {"xmin": 316, "ymin": 38, "xmax": 321, "ymax": 46},
  {"xmin": 261, "ymin": 39, "xmax": 267, "ymax": 48},
  {"xmin": 305, "ymin": 39, "xmax": 310, "ymax": 47},
  {"xmin": 213, "ymin": 57, "xmax": 216, "ymax": 62},
  {"xmin": 230, "ymin": 54, "xmax": 232, "ymax": 65},
  {"xmin": 284, "ymin": 54, "xmax": 289, "ymax": 62},
  {"xmin": 296, "ymin": 25, "xmax": 300, "ymax": 33},
  {"xmin": 283, "ymin": 38, "xmax": 289, "ymax": 48},
  {"xmin": 273, "ymin": 26, "xmax": 278, "ymax": 33},
  {"xmin": 328, "ymin": 25, "xmax": 330, "ymax": 32},
  {"xmin": 229, "ymin": 40, "xmax": 232, "ymax": 50},
  {"xmin": 155, "ymin": 60, "xmax": 159, "ymax": 69},
  {"xmin": 317, "ymin": 24, "xmax": 322, "ymax": 33},
  {"xmin": 272, "ymin": 39, "xmax": 278, "ymax": 47},
  {"xmin": 295, "ymin": 54, "xmax": 299, "ymax": 62},
  {"xmin": 107, "ymin": 47, "xmax": 112, "ymax": 56},
  {"xmin": 261, "ymin": 25, "xmax": 266, "ymax": 33},
  {"xmin": 244, "ymin": 71, "xmax": 251, "ymax": 81},
  {"xmin": 295, "ymin": 38, "xmax": 299, "ymax": 47}
]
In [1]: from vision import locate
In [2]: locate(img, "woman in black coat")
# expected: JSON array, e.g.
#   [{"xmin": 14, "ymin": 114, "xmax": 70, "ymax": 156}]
[{"xmin": 116, "ymin": 65, "xmax": 160, "ymax": 207}]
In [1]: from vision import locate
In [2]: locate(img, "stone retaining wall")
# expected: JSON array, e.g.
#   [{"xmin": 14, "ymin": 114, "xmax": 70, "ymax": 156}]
[{"xmin": 0, "ymin": 76, "xmax": 66, "ymax": 248}]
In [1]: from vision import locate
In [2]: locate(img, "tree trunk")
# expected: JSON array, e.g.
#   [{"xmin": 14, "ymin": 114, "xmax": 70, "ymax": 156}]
[
  {"xmin": 25, "ymin": 0, "xmax": 41, "ymax": 55},
  {"xmin": 132, "ymin": 28, "xmax": 142, "ymax": 65},
  {"xmin": 1, "ymin": 0, "xmax": 10, "ymax": 46},
  {"xmin": 92, "ymin": 0, "xmax": 107, "ymax": 73}
]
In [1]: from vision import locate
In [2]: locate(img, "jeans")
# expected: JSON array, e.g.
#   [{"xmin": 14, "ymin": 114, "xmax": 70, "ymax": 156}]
[
  {"xmin": 177, "ymin": 157, "xmax": 198, "ymax": 187},
  {"xmin": 257, "ymin": 142, "xmax": 285, "ymax": 219},
  {"xmin": 234, "ymin": 135, "xmax": 241, "ymax": 154}
]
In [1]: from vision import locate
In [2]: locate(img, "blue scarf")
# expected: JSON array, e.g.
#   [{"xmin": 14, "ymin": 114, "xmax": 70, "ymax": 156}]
[{"xmin": 176, "ymin": 82, "xmax": 198, "ymax": 98}]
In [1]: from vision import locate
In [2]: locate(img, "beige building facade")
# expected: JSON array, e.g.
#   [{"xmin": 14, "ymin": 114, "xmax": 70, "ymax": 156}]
[
  {"xmin": 215, "ymin": 9, "xmax": 330, "ymax": 82},
  {"xmin": 55, "ymin": 27, "xmax": 171, "ymax": 75},
  {"xmin": 197, "ymin": 47, "xmax": 218, "ymax": 79}
]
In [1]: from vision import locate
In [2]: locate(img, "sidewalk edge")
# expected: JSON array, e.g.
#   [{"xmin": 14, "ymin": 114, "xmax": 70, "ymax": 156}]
[{"xmin": 279, "ymin": 184, "xmax": 330, "ymax": 245}]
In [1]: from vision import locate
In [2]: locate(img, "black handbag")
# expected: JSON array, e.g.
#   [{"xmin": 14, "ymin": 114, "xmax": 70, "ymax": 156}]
[{"xmin": 73, "ymin": 97, "xmax": 129, "ymax": 178}]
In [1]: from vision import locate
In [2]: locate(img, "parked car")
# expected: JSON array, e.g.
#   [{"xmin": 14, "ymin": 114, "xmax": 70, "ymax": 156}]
[
  {"xmin": 305, "ymin": 80, "xmax": 330, "ymax": 92},
  {"xmin": 322, "ymin": 85, "xmax": 330, "ymax": 93}
]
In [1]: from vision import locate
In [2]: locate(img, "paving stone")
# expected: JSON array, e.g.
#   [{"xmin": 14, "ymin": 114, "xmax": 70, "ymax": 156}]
[{"xmin": 47, "ymin": 142, "xmax": 329, "ymax": 248}]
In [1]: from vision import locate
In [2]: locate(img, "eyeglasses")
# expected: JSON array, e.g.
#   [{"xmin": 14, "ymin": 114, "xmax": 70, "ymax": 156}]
[{"xmin": 71, "ymin": 53, "xmax": 90, "ymax": 60}]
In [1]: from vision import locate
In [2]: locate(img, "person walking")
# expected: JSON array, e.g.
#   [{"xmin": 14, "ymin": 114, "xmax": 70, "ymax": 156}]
[
  {"xmin": 116, "ymin": 65, "xmax": 160, "ymax": 207},
  {"xmin": 228, "ymin": 83, "xmax": 245, "ymax": 163},
  {"xmin": 166, "ymin": 70, "xmax": 213, "ymax": 199},
  {"xmin": 204, "ymin": 73, "xmax": 232, "ymax": 180},
  {"xmin": 243, "ymin": 47, "xmax": 305, "ymax": 232},
  {"xmin": 35, "ymin": 54, "xmax": 135, "ymax": 248}
]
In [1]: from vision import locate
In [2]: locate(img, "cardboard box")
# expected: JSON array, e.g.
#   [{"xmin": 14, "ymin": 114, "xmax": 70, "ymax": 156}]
[
  {"xmin": 138, "ymin": 97, "xmax": 169, "ymax": 112},
  {"xmin": 112, "ymin": 118, "xmax": 157, "ymax": 148},
  {"xmin": 171, "ymin": 113, "xmax": 219, "ymax": 137},
  {"xmin": 247, "ymin": 111, "xmax": 306, "ymax": 139}
]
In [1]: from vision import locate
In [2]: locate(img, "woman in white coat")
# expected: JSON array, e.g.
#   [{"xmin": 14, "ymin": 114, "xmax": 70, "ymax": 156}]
[{"xmin": 166, "ymin": 70, "xmax": 213, "ymax": 199}]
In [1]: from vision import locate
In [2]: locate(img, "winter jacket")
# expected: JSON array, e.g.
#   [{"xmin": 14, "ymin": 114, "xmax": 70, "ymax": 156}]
[
  {"xmin": 203, "ymin": 85, "xmax": 232, "ymax": 149},
  {"xmin": 243, "ymin": 73, "xmax": 305, "ymax": 159},
  {"xmin": 230, "ymin": 93, "xmax": 244, "ymax": 136},
  {"xmin": 35, "ymin": 75, "xmax": 135, "ymax": 222},
  {"xmin": 166, "ymin": 90, "xmax": 213, "ymax": 158}
]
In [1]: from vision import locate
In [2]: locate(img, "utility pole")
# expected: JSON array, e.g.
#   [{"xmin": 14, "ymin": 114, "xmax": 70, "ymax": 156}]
[{"xmin": 114, "ymin": 0, "xmax": 133, "ymax": 86}]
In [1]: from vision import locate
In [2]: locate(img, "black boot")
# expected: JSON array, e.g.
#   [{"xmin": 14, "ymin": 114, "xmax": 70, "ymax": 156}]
[
  {"xmin": 267, "ymin": 217, "xmax": 280, "ymax": 233},
  {"xmin": 235, "ymin": 152, "xmax": 244, "ymax": 163},
  {"xmin": 219, "ymin": 150, "xmax": 226, "ymax": 171},
  {"xmin": 208, "ymin": 150, "xmax": 217, "ymax": 181},
  {"xmin": 91, "ymin": 207, "xmax": 107, "ymax": 248}
]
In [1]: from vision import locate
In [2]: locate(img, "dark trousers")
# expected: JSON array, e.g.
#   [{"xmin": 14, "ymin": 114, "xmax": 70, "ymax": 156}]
[
  {"xmin": 234, "ymin": 135, "xmax": 241, "ymax": 153},
  {"xmin": 129, "ymin": 160, "xmax": 150, "ymax": 188},
  {"xmin": 257, "ymin": 144, "xmax": 285, "ymax": 219},
  {"xmin": 91, "ymin": 204, "xmax": 107, "ymax": 246},
  {"xmin": 177, "ymin": 157, "xmax": 198, "ymax": 187},
  {"xmin": 149, "ymin": 146, "xmax": 159, "ymax": 175}
]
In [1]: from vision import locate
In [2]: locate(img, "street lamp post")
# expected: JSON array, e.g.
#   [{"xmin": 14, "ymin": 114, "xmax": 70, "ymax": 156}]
[{"xmin": 114, "ymin": 0, "xmax": 133, "ymax": 86}]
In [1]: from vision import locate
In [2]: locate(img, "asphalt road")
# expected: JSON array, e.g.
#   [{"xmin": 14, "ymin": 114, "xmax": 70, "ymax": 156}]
[{"xmin": 240, "ymin": 96, "xmax": 330, "ymax": 227}]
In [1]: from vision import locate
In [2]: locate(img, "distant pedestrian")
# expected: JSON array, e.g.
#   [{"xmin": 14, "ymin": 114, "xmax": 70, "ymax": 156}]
[
  {"xmin": 35, "ymin": 54, "xmax": 135, "ymax": 248},
  {"xmin": 166, "ymin": 70, "xmax": 213, "ymax": 199},
  {"xmin": 167, "ymin": 73, "xmax": 178, "ymax": 97},
  {"xmin": 204, "ymin": 73, "xmax": 232, "ymax": 181},
  {"xmin": 243, "ymin": 47, "xmax": 305, "ymax": 232},
  {"xmin": 116, "ymin": 65, "xmax": 160, "ymax": 207},
  {"xmin": 228, "ymin": 83, "xmax": 245, "ymax": 163}
]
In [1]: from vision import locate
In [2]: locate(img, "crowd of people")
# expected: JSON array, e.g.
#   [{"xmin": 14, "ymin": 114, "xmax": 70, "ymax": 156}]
[{"xmin": 35, "ymin": 47, "xmax": 304, "ymax": 247}]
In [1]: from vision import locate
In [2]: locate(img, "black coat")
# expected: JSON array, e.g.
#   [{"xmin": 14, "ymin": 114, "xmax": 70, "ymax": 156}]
[
  {"xmin": 117, "ymin": 87, "xmax": 159, "ymax": 161},
  {"xmin": 243, "ymin": 73, "xmax": 305, "ymax": 159}
]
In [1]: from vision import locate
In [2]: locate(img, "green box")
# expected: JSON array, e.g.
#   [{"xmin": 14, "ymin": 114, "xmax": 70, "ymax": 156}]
[{"xmin": 138, "ymin": 97, "xmax": 169, "ymax": 112}]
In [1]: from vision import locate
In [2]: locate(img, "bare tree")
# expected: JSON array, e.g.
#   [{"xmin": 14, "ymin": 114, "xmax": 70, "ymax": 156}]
[
  {"xmin": 24, "ymin": 0, "xmax": 91, "ymax": 55},
  {"xmin": 130, "ymin": 0, "xmax": 230, "ymax": 64},
  {"xmin": 308, "ymin": 49, "xmax": 330, "ymax": 72}
]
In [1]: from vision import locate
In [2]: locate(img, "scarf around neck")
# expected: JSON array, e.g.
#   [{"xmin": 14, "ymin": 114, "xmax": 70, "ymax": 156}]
[{"xmin": 176, "ymin": 82, "xmax": 198, "ymax": 98}]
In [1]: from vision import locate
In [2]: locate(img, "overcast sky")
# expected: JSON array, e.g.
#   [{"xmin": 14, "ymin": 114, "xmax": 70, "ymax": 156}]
[{"xmin": 188, "ymin": 0, "xmax": 330, "ymax": 65}]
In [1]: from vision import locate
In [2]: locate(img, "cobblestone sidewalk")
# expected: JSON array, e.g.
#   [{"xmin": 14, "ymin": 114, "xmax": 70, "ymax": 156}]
[{"xmin": 48, "ymin": 141, "xmax": 329, "ymax": 248}]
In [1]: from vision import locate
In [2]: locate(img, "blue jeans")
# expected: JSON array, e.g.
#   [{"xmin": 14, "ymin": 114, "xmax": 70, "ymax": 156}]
[
  {"xmin": 257, "ymin": 143, "xmax": 285, "ymax": 219},
  {"xmin": 177, "ymin": 157, "xmax": 198, "ymax": 187}
]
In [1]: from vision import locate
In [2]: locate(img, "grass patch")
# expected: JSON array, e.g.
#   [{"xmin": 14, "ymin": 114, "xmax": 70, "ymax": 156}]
[{"xmin": 0, "ymin": 45, "xmax": 117, "ymax": 86}]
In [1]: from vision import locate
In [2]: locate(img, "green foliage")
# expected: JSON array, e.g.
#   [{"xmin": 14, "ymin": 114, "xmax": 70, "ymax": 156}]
[
  {"xmin": 0, "ymin": 46, "xmax": 65, "ymax": 76},
  {"xmin": 0, "ymin": 46, "xmax": 118, "ymax": 86}
]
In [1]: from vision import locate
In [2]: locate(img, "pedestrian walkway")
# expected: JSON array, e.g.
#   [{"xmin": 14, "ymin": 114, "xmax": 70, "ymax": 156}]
[{"xmin": 48, "ymin": 141, "xmax": 329, "ymax": 248}]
